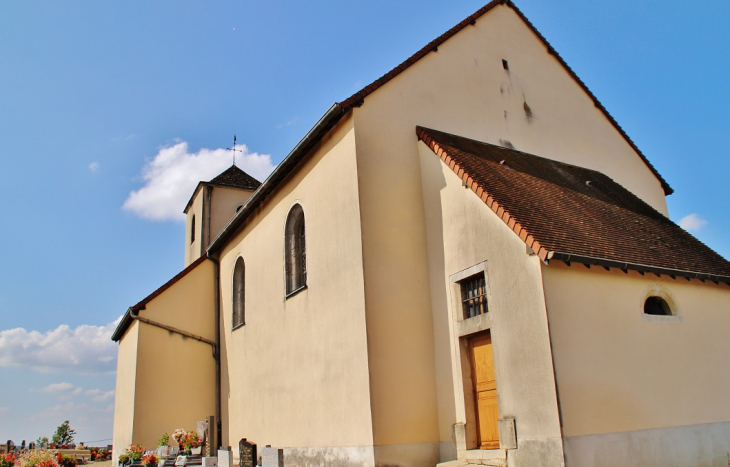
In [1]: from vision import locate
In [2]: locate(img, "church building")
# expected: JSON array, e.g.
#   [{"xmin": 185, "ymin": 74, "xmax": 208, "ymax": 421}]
[{"xmin": 111, "ymin": 1, "xmax": 730, "ymax": 466}]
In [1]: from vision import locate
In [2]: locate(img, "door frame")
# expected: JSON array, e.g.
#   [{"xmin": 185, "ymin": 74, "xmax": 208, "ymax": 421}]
[{"xmin": 449, "ymin": 262, "xmax": 502, "ymax": 453}]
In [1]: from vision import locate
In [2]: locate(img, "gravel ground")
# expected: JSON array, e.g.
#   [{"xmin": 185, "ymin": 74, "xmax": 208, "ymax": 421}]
[{"xmin": 89, "ymin": 460, "xmax": 112, "ymax": 467}]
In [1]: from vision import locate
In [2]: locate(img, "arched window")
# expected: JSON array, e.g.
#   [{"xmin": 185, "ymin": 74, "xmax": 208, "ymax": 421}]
[
  {"xmin": 190, "ymin": 215, "xmax": 196, "ymax": 244},
  {"xmin": 285, "ymin": 204, "xmax": 306, "ymax": 295},
  {"xmin": 644, "ymin": 296, "xmax": 673, "ymax": 316},
  {"xmin": 232, "ymin": 257, "xmax": 245, "ymax": 328}
]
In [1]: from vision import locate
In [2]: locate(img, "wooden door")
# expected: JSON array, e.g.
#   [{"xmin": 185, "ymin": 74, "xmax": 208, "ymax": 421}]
[{"xmin": 470, "ymin": 332, "xmax": 500, "ymax": 449}]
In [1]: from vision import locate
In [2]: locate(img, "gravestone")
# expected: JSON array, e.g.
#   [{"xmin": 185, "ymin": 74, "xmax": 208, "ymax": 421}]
[
  {"xmin": 260, "ymin": 446, "xmax": 283, "ymax": 467},
  {"xmin": 237, "ymin": 440, "xmax": 256, "ymax": 467},
  {"xmin": 217, "ymin": 448, "xmax": 232, "ymax": 467}
]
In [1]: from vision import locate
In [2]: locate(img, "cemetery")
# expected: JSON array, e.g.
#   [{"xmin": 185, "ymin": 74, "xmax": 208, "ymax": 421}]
[{"xmin": 112, "ymin": 419, "xmax": 283, "ymax": 467}]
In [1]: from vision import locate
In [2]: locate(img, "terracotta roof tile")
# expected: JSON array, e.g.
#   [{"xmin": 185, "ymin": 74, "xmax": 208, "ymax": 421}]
[
  {"xmin": 417, "ymin": 126, "xmax": 730, "ymax": 283},
  {"xmin": 339, "ymin": 0, "xmax": 672, "ymax": 195}
]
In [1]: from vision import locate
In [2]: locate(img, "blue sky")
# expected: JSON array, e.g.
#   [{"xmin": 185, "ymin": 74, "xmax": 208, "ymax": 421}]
[{"xmin": 1, "ymin": 0, "xmax": 728, "ymax": 446}]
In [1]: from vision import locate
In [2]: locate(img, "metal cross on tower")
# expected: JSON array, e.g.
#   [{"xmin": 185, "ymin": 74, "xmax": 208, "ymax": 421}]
[{"xmin": 227, "ymin": 134, "xmax": 243, "ymax": 166}]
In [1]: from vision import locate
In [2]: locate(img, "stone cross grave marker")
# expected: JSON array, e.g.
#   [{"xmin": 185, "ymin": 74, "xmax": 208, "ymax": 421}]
[{"xmin": 238, "ymin": 439, "xmax": 256, "ymax": 467}]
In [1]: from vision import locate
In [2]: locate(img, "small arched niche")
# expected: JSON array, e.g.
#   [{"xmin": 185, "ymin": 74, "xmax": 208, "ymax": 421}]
[{"xmin": 644, "ymin": 296, "xmax": 673, "ymax": 316}]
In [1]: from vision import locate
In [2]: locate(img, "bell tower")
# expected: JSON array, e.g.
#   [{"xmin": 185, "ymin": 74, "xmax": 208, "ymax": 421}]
[{"xmin": 183, "ymin": 165, "xmax": 261, "ymax": 266}]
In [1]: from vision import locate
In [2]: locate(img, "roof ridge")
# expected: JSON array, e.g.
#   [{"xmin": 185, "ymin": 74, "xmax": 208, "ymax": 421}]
[{"xmin": 340, "ymin": 0, "xmax": 672, "ymax": 195}]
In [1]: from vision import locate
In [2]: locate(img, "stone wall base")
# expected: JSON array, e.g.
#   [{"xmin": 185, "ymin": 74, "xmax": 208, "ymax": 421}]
[{"xmin": 564, "ymin": 420, "xmax": 730, "ymax": 467}]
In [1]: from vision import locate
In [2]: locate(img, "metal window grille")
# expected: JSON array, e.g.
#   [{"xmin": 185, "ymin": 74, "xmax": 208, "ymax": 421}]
[{"xmin": 460, "ymin": 273, "xmax": 488, "ymax": 319}]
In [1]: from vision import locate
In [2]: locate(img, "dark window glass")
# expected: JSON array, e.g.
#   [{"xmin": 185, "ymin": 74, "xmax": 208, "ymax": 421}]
[
  {"xmin": 460, "ymin": 273, "xmax": 488, "ymax": 319},
  {"xmin": 644, "ymin": 296, "xmax": 672, "ymax": 316},
  {"xmin": 190, "ymin": 215, "xmax": 196, "ymax": 244},
  {"xmin": 285, "ymin": 204, "xmax": 307, "ymax": 295},
  {"xmin": 232, "ymin": 257, "xmax": 245, "ymax": 328}
]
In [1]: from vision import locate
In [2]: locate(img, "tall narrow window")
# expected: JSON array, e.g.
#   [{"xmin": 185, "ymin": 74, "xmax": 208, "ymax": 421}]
[
  {"xmin": 232, "ymin": 257, "xmax": 245, "ymax": 328},
  {"xmin": 285, "ymin": 204, "xmax": 306, "ymax": 295},
  {"xmin": 190, "ymin": 215, "xmax": 196, "ymax": 244}
]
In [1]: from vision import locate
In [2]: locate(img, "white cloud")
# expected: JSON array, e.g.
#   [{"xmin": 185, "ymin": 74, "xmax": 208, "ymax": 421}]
[
  {"xmin": 123, "ymin": 140, "xmax": 274, "ymax": 221},
  {"xmin": 89, "ymin": 162, "xmax": 100, "ymax": 173},
  {"xmin": 87, "ymin": 389, "xmax": 115, "ymax": 402},
  {"xmin": 36, "ymin": 382, "xmax": 75, "ymax": 393},
  {"xmin": 0, "ymin": 407, "xmax": 8, "ymax": 414},
  {"xmin": 679, "ymin": 213, "xmax": 708, "ymax": 232},
  {"xmin": 0, "ymin": 319, "xmax": 120, "ymax": 374}
]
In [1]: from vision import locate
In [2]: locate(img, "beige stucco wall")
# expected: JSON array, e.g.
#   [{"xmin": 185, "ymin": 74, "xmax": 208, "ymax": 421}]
[
  {"xmin": 112, "ymin": 321, "xmax": 139, "ymax": 466},
  {"xmin": 350, "ymin": 4, "xmax": 666, "ymax": 463},
  {"xmin": 185, "ymin": 190, "xmax": 205, "ymax": 267},
  {"xmin": 418, "ymin": 141, "xmax": 564, "ymax": 465},
  {"xmin": 542, "ymin": 262, "xmax": 730, "ymax": 438},
  {"xmin": 352, "ymin": 3, "xmax": 668, "ymax": 227},
  {"xmin": 112, "ymin": 260, "xmax": 217, "ymax": 460},
  {"xmin": 217, "ymin": 114, "xmax": 376, "ymax": 464},
  {"xmin": 209, "ymin": 186, "xmax": 255, "ymax": 247}
]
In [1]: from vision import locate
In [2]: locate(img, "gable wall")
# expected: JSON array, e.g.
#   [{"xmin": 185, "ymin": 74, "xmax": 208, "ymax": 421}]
[
  {"xmin": 110, "ymin": 260, "xmax": 217, "ymax": 460},
  {"xmin": 542, "ymin": 262, "xmax": 730, "ymax": 466},
  {"xmin": 351, "ymin": 4, "xmax": 668, "ymax": 463},
  {"xmin": 355, "ymin": 3, "xmax": 667, "ymax": 214},
  {"xmin": 418, "ymin": 140, "xmax": 564, "ymax": 465},
  {"xmin": 216, "ymin": 114, "xmax": 376, "ymax": 464}
]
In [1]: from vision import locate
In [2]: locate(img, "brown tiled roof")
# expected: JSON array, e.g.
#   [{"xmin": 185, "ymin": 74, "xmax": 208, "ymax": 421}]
[
  {"xmin": 209, "ymin": 165, "xmax": 261, "ymax": 190},
  {"xmin": 417, "ymin": 127, "xmax": 730, "ymax": 283},
  {"xmin": 339, "ymin": 0, "xmax": 672, "ymax": 195}
]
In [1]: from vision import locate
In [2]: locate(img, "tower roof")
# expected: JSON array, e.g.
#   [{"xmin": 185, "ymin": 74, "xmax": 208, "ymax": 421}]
[
  {"xmin": 183, "ymin": 165, "xmax": 262, "ymax": 214},
  {"xmin": 209, "ymin": 165, "xmax": 261, "ymax": 190}
]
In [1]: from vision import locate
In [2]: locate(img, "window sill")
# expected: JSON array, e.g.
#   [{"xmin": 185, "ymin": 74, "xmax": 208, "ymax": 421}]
[
  {"xmin": 232, "ymin": 322, "xmax": 245, "ymax": 332},
  {"xmin": 285, "ymin": 285, "xmax": 308, "ymax": 300}
]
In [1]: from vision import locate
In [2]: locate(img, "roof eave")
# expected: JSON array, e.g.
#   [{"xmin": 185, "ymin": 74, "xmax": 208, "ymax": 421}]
[
  {"xmin": 111, "ymin": 308, "xmax": 133, "ymax": 342},
  {"xmin": 338, "ymin": 0, "xmax": 672, "ymax": 195},
  {"xmin": 183, "ymin": 182, "xmax": 207, "ymax": 214},
  {"xmin": 207, "ymin": 103, "xmax": 346, "ymax": 254},
  {"xmin": 111, "ymin": 256, "xmax": 210, "ymax": 342},
  {"xmin": 547, "ymin": 252, "xmax": 730, "ymax": 285}
]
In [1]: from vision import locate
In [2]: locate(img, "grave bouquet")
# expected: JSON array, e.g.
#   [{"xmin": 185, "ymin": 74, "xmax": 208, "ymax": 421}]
[
  {"xmin": 171, "ymin": 430, "xmax": 187, "ymax": 450},
  {"xmin": 125, "ymin": 444, "xmax": 144, "ymax": 462},
  {"xmin": 141, "ymin": 454, "xmax": 159, "ymax": 466},
  {"xmin": 182, "ymin": 433, "xmax": 201, "ymax": 451}
]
